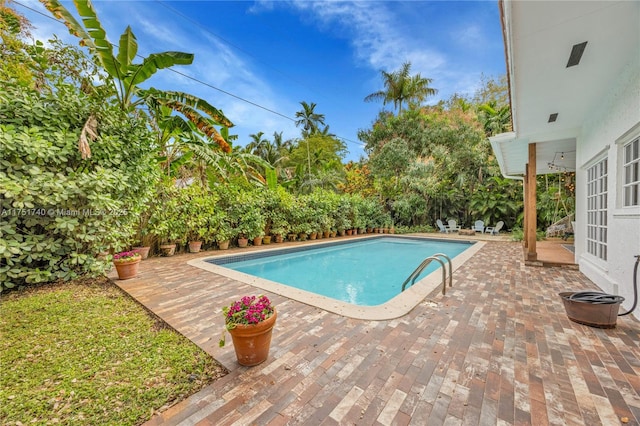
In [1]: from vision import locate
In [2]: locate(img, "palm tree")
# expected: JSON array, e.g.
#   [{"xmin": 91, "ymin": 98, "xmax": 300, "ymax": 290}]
[
  {"xmin": 271, "ymin": 131, "xmax": 292, "ymax": 152},
  {"xmin": 364, "ymin": 62, "xmax": 437, "ymax": 114},
  {"xmin": 245, "ymin": 132, "xmax": 269, "ymax": 157},
  {"xmin": 295, "ymin": 101, "xmax": 326, "ymax": 175},
  {"xmin": 295, "ymin": 101, "xmax": 325, "ymax": 137}
]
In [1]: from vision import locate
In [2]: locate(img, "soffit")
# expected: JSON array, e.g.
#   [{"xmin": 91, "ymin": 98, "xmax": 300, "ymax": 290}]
[{"xmin": 495, "ymin": 0, "xmax": 639, "ymax": 176}]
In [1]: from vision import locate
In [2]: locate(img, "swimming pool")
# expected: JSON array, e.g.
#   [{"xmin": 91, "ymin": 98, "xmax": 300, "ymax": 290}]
[{"xmin": 189, "ymin": 235, "xmax": 484, "ymax": 320}]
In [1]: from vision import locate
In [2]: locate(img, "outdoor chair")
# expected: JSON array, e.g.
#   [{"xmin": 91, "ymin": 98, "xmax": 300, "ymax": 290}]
[
  {"xmin": 447, "ymin": 220, "xmax": 460, "ymax": 232},
  {"xmin": 472, "ymin": 220, "xmax": 484, "ymax": 233},
  {"xmin": 485, "ymin": 221, "xmax": 504, "ymax": 235},
  {"xmin": 436, "ymin": 219, "xmax": 449, "ymax": 233}
]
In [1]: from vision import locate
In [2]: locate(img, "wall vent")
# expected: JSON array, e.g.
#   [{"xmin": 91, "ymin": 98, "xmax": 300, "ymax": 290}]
[{"xmin": 567, "ymin": 41, "xmax": 588, "ymax": 67}]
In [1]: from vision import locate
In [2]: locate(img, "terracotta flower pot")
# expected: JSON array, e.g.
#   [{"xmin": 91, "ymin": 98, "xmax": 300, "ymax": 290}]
[
  {"xmin": 114, "ymin": 257, "xmax": 141, "ymax": 280},
  {"xmin": 346, "ymin": 229, "xmax": 352, "ymax": 236},
  {"xmin": 253, "ymin": 237, "xmax": 262, "ymax": 246},
  {"xmin": 274, "ymin": 234, "xmax": 283, "ymax": 243},
  {"xmin": 159, "ymin": 244, "xmax": 176, "ymax": 256},
  {"xmin": 218, "ymin": 240, "xmax": 230, "ymax": 250},
  {"xmin": 323, "ymin": 231, "xmax": 330, "ymax": 238},
  {"xmin": 132, "ymin": 246, "xmax": 150, "ymax": 259},
  {"xmin": 238, "ymin": 237, "xmax": 249, "ymax": 248},
  {"xmin": 309, "ymin": 232, "xmax": 317, "ymax": 240},
  {"xmin": 188, "ymin": 241, "xmax": 202, "ymax": 253},
  {"xmin": 229, "ymin": 309, "xmax": 277, "ymax": 366}
]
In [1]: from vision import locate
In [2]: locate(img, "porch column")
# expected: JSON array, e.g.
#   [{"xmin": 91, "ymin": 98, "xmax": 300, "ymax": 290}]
[
  {"xmin": 523, "ymin": 172, "xmax": 529, "ymax": 250},
  {"xmin": 525, "ymin": 143, "xmax": 537, "ymax": 261}
]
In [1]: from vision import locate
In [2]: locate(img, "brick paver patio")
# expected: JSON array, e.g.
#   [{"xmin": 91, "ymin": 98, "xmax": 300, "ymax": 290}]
[{"xmin": 114, "ymin": 238, "xmax": 640, "ymax": 425}]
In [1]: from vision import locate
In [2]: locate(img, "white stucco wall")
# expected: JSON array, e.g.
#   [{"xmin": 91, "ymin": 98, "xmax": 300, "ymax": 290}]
[{"xmin": 575, "ymin": 58, "xmax": 640, "ymax": 318}]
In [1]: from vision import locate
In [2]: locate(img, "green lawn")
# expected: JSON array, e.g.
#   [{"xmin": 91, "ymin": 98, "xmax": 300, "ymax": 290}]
[{"xmin": 0, "ymin": 277, "xmax": 226, "ymax": 425}]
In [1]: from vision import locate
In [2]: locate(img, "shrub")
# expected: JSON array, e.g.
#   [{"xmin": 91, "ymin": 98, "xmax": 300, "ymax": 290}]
[{"xmin": 0, "ymin": 84, "xmax": 157, "ymax": 290}]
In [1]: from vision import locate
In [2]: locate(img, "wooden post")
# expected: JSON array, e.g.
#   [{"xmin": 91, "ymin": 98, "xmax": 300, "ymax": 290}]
[
  {"xmin": 523, "ymin": 172, "xmax": 529, "ymax": 250},
  {"xmin": 525, "ymin": 143, "xmax": 537, "ymax": 261}
]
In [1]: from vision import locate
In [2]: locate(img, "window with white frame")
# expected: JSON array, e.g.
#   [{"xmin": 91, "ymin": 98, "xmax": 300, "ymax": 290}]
[
  {"xmin": 586, "ymin": 158, "xmax": 607, "ymax": 260},
  {"xmin": 623, "ymin": 137, "xmax": 639, "ymax": 206}
]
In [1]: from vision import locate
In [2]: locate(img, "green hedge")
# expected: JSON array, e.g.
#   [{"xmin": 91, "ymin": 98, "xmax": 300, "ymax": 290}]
[{"xmin": 0, "ymin": 85, "xmax": 157, "ymax": 290}]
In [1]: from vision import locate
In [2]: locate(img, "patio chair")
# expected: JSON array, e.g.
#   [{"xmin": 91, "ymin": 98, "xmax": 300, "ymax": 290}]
[
  {"xmin": 436, "ymin": 219, "xmax": 449, "ymax": 233},
  {"xmin": 485, "ymin": 221, "xmax": 504, "ymax": 235},
  {"xmin": 471, "ymin": 220, "xmax": 484, "ymax": 233},
  {"xmin": 447, "ymin": 220, "xmax": 460, "ymax": 232}
]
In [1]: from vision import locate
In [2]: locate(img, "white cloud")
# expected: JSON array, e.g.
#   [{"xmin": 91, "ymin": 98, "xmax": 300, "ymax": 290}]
[
  {"xmin": 451, "ymin": 24, "xmax": 485, "ymax": 48},
  {"xmin": 252, "ymin": 0, "xmax": 447, "ymax": 109},
  {"xmin": 286, "ymin": 1, "xmax": 445, "ymax": 74}
]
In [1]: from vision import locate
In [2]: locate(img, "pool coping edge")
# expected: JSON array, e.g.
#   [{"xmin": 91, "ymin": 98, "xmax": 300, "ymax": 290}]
[{"xmin": 187, "ymin": 235, "xmax": 486, "ymax": 320}]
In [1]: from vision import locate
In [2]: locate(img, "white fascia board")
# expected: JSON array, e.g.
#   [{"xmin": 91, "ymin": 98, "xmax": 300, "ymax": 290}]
[{"xmin": 489, "ymin": 132, "xmax": 525, "ymax": 180}]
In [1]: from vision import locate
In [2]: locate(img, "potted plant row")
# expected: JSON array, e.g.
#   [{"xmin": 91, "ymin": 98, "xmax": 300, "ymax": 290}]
[{"xmin": 139, "ymin": 182, "xmax": 397, "ymax": 257}]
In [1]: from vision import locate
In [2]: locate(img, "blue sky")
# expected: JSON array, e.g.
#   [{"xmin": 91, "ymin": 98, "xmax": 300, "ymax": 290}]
[{"xmin": 15, "ymin": 0, "xmax": 505, "ymax": 161}]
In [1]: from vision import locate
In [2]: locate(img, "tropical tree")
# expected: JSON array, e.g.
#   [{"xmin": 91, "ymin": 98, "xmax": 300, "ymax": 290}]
[
  {"xmin": 469, "ymin": 176, "xmax": 522, "ymax": 228},
  {"xmin": 339, "ymin": 162, "xmax": 376, "ymax": 197},
  {"xmin": 295, "ymin": 101, "xmax": 326, "ymax": 175},
  {"xmin": 368, "ymin": 137, "xmax": 413, "ymax": 195},
  {"xmin": 286, "ymin": 133, "xmax": 346, "ymax": 192},
  {"xmin": 360, "ymin": 101, "xmax": 499, "ymax": 226},
  {"xmin": 472, "ymin": 73, "xmax": 509, "ymax": 106},
  {"xmin": 41, "ymin": 0, "xmax": 234, "ymax": 155},
  {"xmin": 295, "ymin": 101, "xmax": 326, "ymax": 137},
  {"xmin": 0, "ymin": 3, "xmax": 36, "ymax": 87},
  {"xmin": 478, "ymin": 100, "xmax": 511, "ymax": 137},
  {"xmin": 245, "ymin": 132, "xmax": 269, "ymax": 157},
  {"xmin": 41, "ymin": 0, "xmax": 191, "ymax": 110},
  {"xmin": 364, "ymin": 62, "xmax": 437, "ymax": 114},
  {"xmin": 142, "ymin": 88, "xmax": 233, "ymax": 152}
]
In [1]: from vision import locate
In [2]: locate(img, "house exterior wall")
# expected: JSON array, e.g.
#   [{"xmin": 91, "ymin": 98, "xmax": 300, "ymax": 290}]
[{"xmin": 575, "ymin": 58, "xmax": 640, "ymax": 317}]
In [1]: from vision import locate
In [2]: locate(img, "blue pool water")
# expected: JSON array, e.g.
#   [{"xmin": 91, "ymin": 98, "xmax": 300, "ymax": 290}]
[{"xmin": 211, "ymin": 237, "xmax": 473, "ymax": 306}]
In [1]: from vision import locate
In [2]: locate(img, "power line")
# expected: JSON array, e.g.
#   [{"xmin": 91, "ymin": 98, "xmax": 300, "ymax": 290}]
[
  {"xmin": 154, "ymin": 1, "xmax": 364, "ymax": 148},
  {"xmin": 11, "ymin": 0, "xmax": 365, "ymax": 148},
  {"xmin": 155, "ymin": 0, "xmax": 326, "ymax": 101}
]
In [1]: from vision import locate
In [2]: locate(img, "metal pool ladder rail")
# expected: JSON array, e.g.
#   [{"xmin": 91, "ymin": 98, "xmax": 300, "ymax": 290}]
[{"xmin": 401, "ymin": 253, "xmax": 453, "ymax": 295}]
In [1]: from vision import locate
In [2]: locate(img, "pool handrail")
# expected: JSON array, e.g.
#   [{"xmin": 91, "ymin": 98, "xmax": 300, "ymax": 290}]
[{"xmin": 401, "ymin": 253, "xmax": 453, "ymax": 295}]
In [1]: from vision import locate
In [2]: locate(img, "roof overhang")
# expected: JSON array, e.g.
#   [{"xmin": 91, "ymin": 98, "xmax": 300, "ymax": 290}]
[{"xmin": 493, "ymin": 0, "xmax": 640, "ymax": 177}]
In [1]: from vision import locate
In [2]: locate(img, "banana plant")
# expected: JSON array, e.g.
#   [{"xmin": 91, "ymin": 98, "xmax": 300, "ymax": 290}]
[
  {"xmin": 41, "ymin": 0, "xmax": 193, "ymax": 110},
  {"xmin": 142, "ymin": 89, "xmax": 233, "ymax": 153},
  {"xmin": 41, "ymin": 0, "xmax": 234, "ymax": 156}
]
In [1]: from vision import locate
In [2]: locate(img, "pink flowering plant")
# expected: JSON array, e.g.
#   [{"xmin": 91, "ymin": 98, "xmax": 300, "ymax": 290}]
[
  {"xmin": 219, "ymin": 295, "xmax": 274, "ymax": 347},
  {"xmin": 112, "ymin": 251, "xmax": 141, "ymax": 263}
]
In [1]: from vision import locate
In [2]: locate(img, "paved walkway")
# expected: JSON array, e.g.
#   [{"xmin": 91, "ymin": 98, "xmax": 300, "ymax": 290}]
[{"xmin": 113, "ymin": 237, "xmax": 640, "ymax": 425}]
